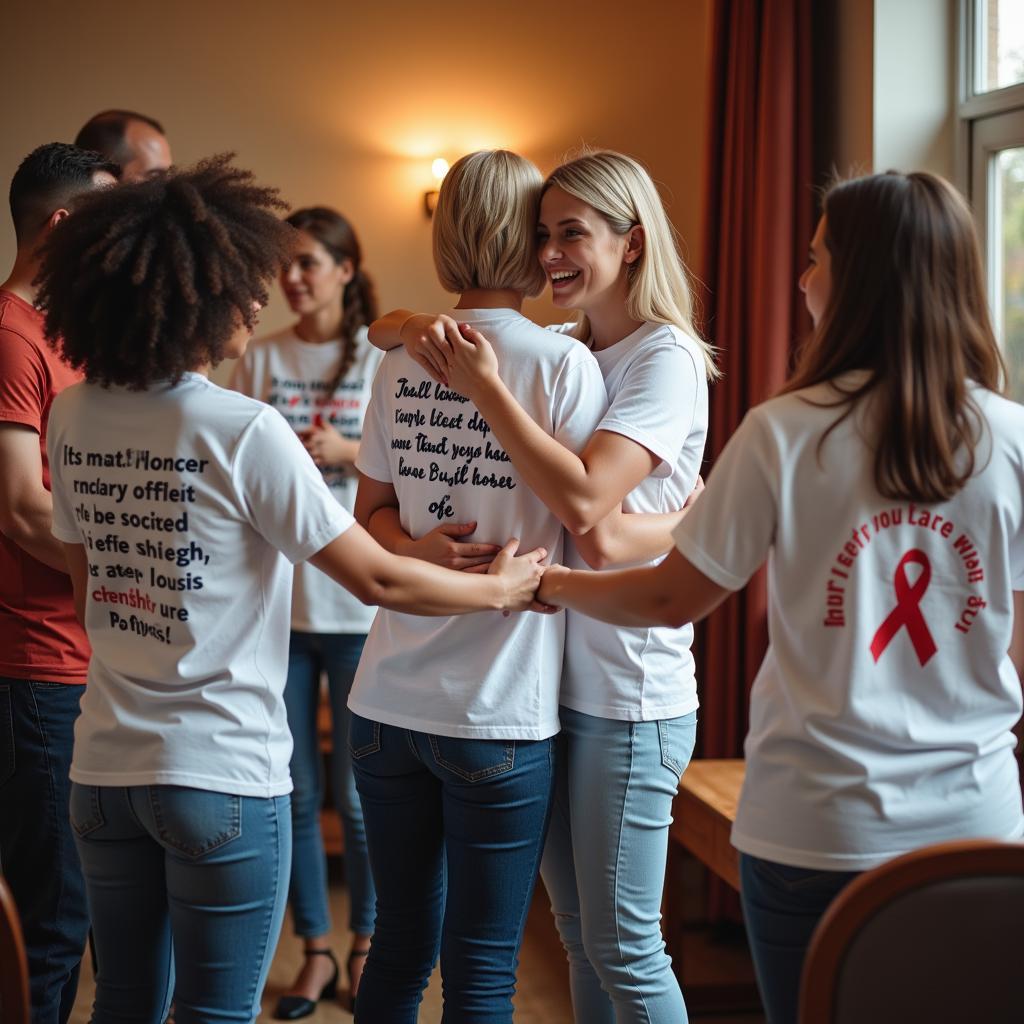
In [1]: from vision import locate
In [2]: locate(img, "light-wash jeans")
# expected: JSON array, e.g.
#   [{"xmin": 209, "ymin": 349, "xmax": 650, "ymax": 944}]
[
  {"xmin": 541, "ymin": 707, "xmax": 698, "ymax": 1024},
  {"xmin": 70, "ymin": 784, "xmax": 291, "ymax": 1024},
  {"xmin": 284, "ymin": 631, "xmax": 375, "ymax": 936}
]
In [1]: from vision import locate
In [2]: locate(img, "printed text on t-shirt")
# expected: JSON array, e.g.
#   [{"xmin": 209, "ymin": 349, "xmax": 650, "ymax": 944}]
[{"xmin": 63, "ymin": 444, "xmax": 210, "ymax": 645}]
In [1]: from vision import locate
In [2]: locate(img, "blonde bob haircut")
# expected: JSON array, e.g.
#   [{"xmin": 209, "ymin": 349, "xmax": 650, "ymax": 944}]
[
  {"xmin": 432, "ymin": 150, "xmax": 547, "ymax": 298},
  {"xmin": 545, "ymin": 150, "xmax": 718, "ymax": 380}
]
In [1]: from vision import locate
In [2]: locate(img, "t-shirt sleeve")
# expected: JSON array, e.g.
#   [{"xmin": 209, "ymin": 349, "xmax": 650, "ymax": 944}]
[
  {"xmin": 233, "ymin": 408, "xmax": 354, "ymax": 564},
  {"xmin": 0, "ymin": 329, "xmax": 48, "ymax": 432},
  {"xmin": 45, "ymin": 397, "xmax": 80, "ymax": 543},
  {"xmin": 671, "ymin": 408, "xmax": 778, "ymax": 591},
  {"xmin": 354, "ymin": 359, "xmax": 392, "ymax": 482},
  {"xmin": 551, "ymin": 353, "xmax": 607, "ymax": 455},
  {"xmin": 598, "ymin": 342, "xmax": 700, "ymax": 479}
]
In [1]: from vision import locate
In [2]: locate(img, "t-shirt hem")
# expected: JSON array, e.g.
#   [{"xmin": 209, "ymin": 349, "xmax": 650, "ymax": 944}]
[
  {"xmin": 291, "ymin": 618, "xmax": 374, "ymax": 635},
  {"xmin": 673, "ymin": 531, "xmax": 749, "ymax": 591},
  {"xmin": 346, "ymin": 698, "xmax": 560, "ymax": 740},
  {"xmin": 596, "ymin": 418, "xmax": 675, "ymax": 480},
  {"xmin": 0, "ymin": 666, "xmax": 87, "ymax": 685},
  {"xmin": 731, "ymin": 819, "xmax": 1024, "ymax": 872},
  {"xmin": 69, "ymin": 767, "xmax": 293, "ymax": 798},
  {"xmin": 0, "ymin": 409, "xmax": 42, "ymax": 430},
  {"xmin": 558, "ymin": 694, "xmax": 699, "ymax": 722}
]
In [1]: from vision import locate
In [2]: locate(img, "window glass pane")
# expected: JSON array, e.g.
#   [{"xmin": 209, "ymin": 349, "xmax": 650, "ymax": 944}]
[
  {"xmin": 979, "ymin": 0, "xmax": 1024, "ymax": 92},
  {"xmin": 995, "ymin": 147, "xmax": 1024, "ymax": 401}
]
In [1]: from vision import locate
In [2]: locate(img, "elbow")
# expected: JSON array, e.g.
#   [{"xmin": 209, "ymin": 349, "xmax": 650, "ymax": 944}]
[
  {"xmin": 348, "ymin": 574, "xmax": 388, "ymax": 608},
  {"xmin": 575, "ymin": 539, "xmax": 612, "ymax": 571},
  {"xmin": 562, "ymin": 498, "xmax": 603, "ymax": 538},
  {"xmin": 657, "ymin": 595, "xmax": 693, "ymax": 630}
]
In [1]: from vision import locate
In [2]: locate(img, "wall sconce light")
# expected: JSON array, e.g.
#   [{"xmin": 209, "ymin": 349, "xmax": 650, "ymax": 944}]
[{"xmin": 424, "ymin": 157, "xmax": 449, "ymax": 218}]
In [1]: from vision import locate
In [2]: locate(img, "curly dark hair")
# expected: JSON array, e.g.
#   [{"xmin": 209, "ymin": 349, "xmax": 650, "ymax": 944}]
[{"xmin": 36, "ymin": 154, "xmax": 293, "ymax": 389}]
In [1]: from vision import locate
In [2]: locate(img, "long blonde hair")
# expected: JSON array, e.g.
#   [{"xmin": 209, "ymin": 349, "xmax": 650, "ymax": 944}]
[{"xmin": 544, "ymin": 150, "xmax": 718, "ymax": 379}]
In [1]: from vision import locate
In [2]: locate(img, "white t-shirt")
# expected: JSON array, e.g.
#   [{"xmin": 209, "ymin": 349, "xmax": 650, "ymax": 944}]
[
  {"xmin": 672, "ymin": 375, "xmax": 1024, "ymax": 870},
  {"xmin": 562, "ymin": 321, "xmax": 708, "ymax": 721},
  {"xmin": 47, "ymin": 373, "xmax": 354, "ymax": 797},
  {"xmin": 351, "ymin": 308, "xmax": 607, "ymax": 739},
  {"xmin": 230, "ymin": 326, "xmax": 382, "ymax": 633}
]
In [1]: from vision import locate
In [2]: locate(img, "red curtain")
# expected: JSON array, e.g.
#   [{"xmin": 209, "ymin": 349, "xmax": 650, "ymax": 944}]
[{"xmin": 696, "ymin": 0, "xmax": 816, "ymax": 762}]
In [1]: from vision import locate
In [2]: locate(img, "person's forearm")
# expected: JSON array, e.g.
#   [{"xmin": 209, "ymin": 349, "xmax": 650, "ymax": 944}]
[
  {"xmin": 366, "ymin": 506, "xmax": 414, "ymax": 556},
  {"xmin": 367, "ymin": 309, "xmax": 414, "ymax": 352},
  {"xmin": 472, "ymin": 377, "xmax": 613, "ymax": 534},
  {"xmin": 575, "ymin": 508, "xmax": 686, "ymax": 569},
  {"xmin": 0, "ymin": 503, "xmax": 69, "ymax": 573},
  {"xmin": 310, "ymin": 535, "xmax": 510, "ymax": 615},
  {"xmin": 538, "ymin": 548, "xmax": 731, "ymax": 629}
]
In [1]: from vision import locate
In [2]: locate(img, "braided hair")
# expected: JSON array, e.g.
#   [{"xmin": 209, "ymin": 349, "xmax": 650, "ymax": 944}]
[
  {"xmin": 37, "ymin": 154, "xmax": 292, "ymax": 389},
  {"xmin": 285, "ymin": 207, "xmax": 378, "ymax": 395}
]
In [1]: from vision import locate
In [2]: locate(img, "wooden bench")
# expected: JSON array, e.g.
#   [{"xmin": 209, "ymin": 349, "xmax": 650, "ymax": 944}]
[{"xmin": 670, "ymin": 758, "xmax": 744, "ymax": 890}]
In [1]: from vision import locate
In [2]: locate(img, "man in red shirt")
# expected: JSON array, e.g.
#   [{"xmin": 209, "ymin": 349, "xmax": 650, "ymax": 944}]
[{"xmin": 0, "ymin": 143, "xmax": 118, "ymax": 1024}]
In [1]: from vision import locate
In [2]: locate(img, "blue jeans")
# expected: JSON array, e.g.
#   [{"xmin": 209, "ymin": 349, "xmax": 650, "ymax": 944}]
[
  {"xmin": 349, "ymin": 715, "xmax": 556, "ymax": 1024},
  {"xmin": 70, "ymin": 784, "xmax": 291, "ymax": 1024},
  {"xmin": 0, "ymin": 678, "xmax": 89, "ymax": 1024},
  {"xmin": 285, "ymin": 631, "xmax": 375, "ymax": 936},
  {"xmin": 739, "ymin": 853, "xmax": 860, "ymax": 1024},
  {"xmin": 540, "ymin": 707, "xmax": 697, "ymax": 1024}
]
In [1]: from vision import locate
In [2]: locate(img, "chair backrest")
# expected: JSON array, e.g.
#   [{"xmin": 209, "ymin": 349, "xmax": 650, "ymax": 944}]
[
  {"xmin": 799, "ymin": 840, "xmax": 1024, "ymax": 1024},
  {"xmin": 0, "ymin": 873, "xmax": 30, "ymax": 1024}
]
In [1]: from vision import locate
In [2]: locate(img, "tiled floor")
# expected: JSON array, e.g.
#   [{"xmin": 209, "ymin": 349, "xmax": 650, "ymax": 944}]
[{"xmin": 70, "ymin": 877, "xmax": 765, "ymax": 1023}]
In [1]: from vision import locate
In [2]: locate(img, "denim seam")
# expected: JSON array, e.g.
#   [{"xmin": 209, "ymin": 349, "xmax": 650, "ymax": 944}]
[
  {"xmin": 508, "ymin": 737, "xmax": 555, "ymax": 991},
  {"xmin": 245, "ymin": 796, "xmax": 282, "ymax": 1018},
  {"xmin": 427, "ymin": 735, "xmax": 515, "ymax": 782},
  {"xmin": 613, "ymin": 721, "xmax": 656, "ymax": 1022},
  {"xmin": 70, "ymin": 785, "xmax": 105, "ymax": 837},
  {"xmin": 0, "ymin": 685, "xmax": 14, "ymax": 786},
  {"xmin": 27, "ymin": 682, "xmax": 63, "ymax": 993}
]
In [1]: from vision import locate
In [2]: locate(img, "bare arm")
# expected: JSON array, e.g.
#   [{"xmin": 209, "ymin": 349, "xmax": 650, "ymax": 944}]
[
  {"xmin": 576, "ymin": 477, "xmax": 704, "ymax": 569},
  {"xmin": 575, "ymin": 508, "xmax": 687, "ymax": 569},
  {"xmin": 358, "ymin": 474, "xmax": 501, "ymax": 569},
  {"xmin": 367, "ymin": 310, "xmax": 456, "ymax": 383},
  {"xmin": 438, "ymin": 326, "xmax": 659, "ymax": 535},
  {"xmin": 0, "ymin": 424, "xmax": 69, "ymax": 573},
  {"xmin": 62, "ymin": 542, "xmax": 89, "ymax": 624},
  {"xmin": 538, "ymin": 547, "xmax": 730, "ymax": 629},
  {"xmin": 308, "ymin": 523, "xmax": 546, "ymax": 615}
]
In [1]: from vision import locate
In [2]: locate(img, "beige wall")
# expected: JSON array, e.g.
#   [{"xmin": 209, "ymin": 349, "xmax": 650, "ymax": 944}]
[
  {"xmin": 830, "ymin": 0, "xmax": 957, "ymax": 179},
  {"xmin": 2, "ymin": 0, "xmax": 711, "ymax": 372}
]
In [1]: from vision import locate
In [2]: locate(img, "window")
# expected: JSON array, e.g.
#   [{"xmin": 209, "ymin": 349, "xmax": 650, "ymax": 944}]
[{"xmin": 960, "ymin": 0, "xmax": 1024, "ymax": 400}]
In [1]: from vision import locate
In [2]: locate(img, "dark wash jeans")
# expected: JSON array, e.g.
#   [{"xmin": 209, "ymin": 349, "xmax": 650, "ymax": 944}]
[
  {"xmin": 0, "ymin": 678, "xmax": 89, "ymax": 1024},
  {"xmin": 350, "ymin": 715, "xmax": 556, "ymax": 1024},
  {"xmin": 739, "ymin": 852, "xmax": 860, "ymax": 1024}
]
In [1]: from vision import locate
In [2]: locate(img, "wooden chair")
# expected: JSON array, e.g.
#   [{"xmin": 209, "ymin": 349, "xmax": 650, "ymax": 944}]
[
  {"xmin": 799, "ymin": 839, "xmax": 1024, "ymax": 1023},
  {"xmin": 0, "ymin": 873, "xmax": 30, "ymax": 1024}
]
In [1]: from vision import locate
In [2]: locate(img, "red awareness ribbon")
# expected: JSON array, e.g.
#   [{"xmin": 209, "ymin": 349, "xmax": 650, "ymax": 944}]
[{"xmin": 869, "ymin": 549, "xmax": 937, "ymax": 667}]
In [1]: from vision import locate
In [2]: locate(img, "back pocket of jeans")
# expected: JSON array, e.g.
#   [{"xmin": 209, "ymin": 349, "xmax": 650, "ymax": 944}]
[
  {"xmin": 428, "ymin": 736, "xmax": 515, "ymax": 782},
  {"xmin": 349, "ymin": 714, "xmax": 382, "ymax": 759},
  {"xmin": 69, "ymin": 783, "xmax": 105, "ymax": 838},
  {"xmin": 148, "ymin": 786, "xmax": 241, "ymax": 858}
]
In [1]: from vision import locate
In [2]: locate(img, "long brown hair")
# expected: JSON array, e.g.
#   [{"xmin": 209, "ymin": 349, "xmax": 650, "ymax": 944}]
[
  {"xmin": 285, "ymin": 207, "xmax": 378, "ymax": 393},
  {"xmin": 783, "ymin": 171, "xmax": 1005, "ymax": 503}
]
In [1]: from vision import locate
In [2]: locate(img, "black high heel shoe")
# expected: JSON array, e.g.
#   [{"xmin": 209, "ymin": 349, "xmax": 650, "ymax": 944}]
[{"xmin": 273, "ymin": 948, "xmax": 339, "ymax": 1020}]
